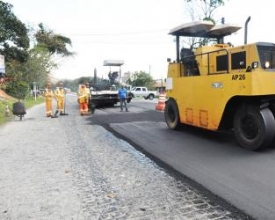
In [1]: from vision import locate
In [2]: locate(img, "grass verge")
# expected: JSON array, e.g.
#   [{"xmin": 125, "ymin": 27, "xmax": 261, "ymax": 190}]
[{"xmin": 0, "ymin": 93, "xmax": 44, "ymax": 125}]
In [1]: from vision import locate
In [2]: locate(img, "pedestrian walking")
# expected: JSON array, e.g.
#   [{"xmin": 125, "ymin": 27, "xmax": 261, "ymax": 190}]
[
  {"xmin": 118, "ymin": 84, "xmax": 128, "ymax": 112},
  {"xmin": 77, "ymin": 84, "xmax": 89, "ymax": 115},
  {"xmin": 53, "ymin": 82, "xmax": 66, "ymax": 117},
  {"xmin": 43, "ymin": 82, "xmax": 55, "ymax": 117}
]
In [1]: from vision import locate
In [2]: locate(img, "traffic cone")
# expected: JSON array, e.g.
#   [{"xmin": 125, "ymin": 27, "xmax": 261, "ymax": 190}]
[{"xmin": 155, "ymin": 93, "xmax": 166, "ymax": 111}]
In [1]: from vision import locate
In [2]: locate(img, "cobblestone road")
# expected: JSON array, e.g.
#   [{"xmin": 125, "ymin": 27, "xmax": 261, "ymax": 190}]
[{"xmin": 0, "ymin": 97, "xmax": 252, "ymax": 219}]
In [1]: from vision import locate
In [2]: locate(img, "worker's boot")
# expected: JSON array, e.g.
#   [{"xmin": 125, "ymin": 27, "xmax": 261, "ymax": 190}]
[{"xmin": 51, "ymin": 110, "xmax": 59, "ymax": 118}]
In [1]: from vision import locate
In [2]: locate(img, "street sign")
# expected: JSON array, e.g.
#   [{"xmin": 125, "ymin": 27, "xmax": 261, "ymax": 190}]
[{"xmin": 0, "ymin": 55, "xmax": 5, "ymax": 73}]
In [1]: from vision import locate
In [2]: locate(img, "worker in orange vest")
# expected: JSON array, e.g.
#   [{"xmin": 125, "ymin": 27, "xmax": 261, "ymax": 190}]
[
  {"xmin": 77, "ymin": 84, "xmax": 89, "ymax": 115},
  {"xmin": 53, "ymin": 82, "xmax": 66, "ymax": 117},
  {"xmin": 43, "ymin": 82, "xmax": 55, "ymax": 117}
]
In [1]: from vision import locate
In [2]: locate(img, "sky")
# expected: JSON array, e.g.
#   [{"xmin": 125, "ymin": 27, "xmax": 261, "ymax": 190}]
[{"xmin": 3, "ymin": 0, "xmax": 275, "ymax": 80}]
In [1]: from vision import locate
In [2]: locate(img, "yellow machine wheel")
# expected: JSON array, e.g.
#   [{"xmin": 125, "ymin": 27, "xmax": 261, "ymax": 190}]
[
  {"xmin": 165, "ymin": 99, "xmax": 181, "ymax": 130},
  {"xmin": 233, "ymin": 105, "xmax": 275, "ymax": 150}
]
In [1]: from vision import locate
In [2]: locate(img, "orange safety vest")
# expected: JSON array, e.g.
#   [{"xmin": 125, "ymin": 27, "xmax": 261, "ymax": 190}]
[
  {"xmin": 78, "ymin": 87, "xmax": 89, "ymax": 103},
  {"xmin": 44, "ymin": 88, "xmax": 54, "ymax": 101},
  {"xmin": 55, "ymin": 88, "xmax": 65, "ymax": 99}
]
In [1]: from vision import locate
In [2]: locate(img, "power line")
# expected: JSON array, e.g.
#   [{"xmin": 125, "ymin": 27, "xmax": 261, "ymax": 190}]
[
  {"xmin": 72, "ymin": 40, "xmax": 173, "ymax": 45},
  {"xmin": 62, "ymin": 28, "xmax": 171, "ymax": 36}
]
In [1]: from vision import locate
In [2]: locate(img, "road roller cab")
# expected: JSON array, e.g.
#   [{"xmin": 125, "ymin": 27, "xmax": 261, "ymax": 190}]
[{"xmin": 165, "ymin": 18, "xmax": 275, "ymax": 150}]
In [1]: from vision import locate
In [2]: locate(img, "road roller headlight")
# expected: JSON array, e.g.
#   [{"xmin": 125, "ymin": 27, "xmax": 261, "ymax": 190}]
[
  {"xmin": 264, "ymin": 61, "xmax": 270, "ymax": 69},
  {"xmin": 252, "ymin": 61, "xmax": 259, "ymax": 69}
]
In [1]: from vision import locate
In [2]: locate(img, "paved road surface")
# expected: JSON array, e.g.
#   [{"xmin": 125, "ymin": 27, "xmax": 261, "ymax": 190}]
[
  {"xmin": 0, "ymin": 94, "xmax": 251, "ymax": 219},
  {"xmin": 98, "ymin": 98, "xmax": 275, "ymax": 220}
]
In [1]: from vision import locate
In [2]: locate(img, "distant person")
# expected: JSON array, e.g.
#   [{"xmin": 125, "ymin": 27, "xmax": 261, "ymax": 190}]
[
  {"xmin": 43, "ymin": 82, "xmax": 55, "ymax": 117},
  {"xmin": 77, "ymin": 84, "xmax": 89, "ymax": 115},
  {"xmin": 118, "ymin": 85, "xmax": 128, "ymax": 112},
  {"xmin": 53, "ymin": 82, "xmax": 66, "ymax": 117}
]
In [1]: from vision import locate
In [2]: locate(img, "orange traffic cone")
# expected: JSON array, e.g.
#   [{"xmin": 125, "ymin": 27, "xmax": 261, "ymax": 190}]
[{"xmin": 155, "ymin": 93, "xmax": 166, "ymax": 111}]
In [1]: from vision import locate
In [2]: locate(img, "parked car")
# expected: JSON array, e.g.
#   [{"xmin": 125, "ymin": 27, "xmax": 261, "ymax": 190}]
[{"xmin": 128, "ymin": 86, "xmax": 157, "ymax": 100}]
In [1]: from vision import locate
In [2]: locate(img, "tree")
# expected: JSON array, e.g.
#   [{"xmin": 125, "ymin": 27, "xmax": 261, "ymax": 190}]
[
  {"xmin": 14, "ymin": 23, "xmax": 74, "ymax": 89},
  {"xmin": 32, "ymin": 23, "xmax": 74, "ymax": 85},
  {"xmin": 5, "ymin": 80, "xmax": 29, "ymax": 100},
  {"xmin": 129, "ymin": 71, "xmax": 155, "ymax": 89},
  {"xmin": 0, "ymin": 2, "xmax": 74, "ymax": 98},
  {"xmin": 183, "ymin": 0, "xmax": 227, "ymax": 48},
  {"xmin": 185, "ymin": 0, "xmax": 225, "ymax": 22},
  {"xmin": 0, "ymin": 1, "xmax": 31, "ymax": 99},
  {"xmin": 35, "ymin": 23, "xmax": 73, "ymax": 57},
  {"xmin": 21, "ymin": 47, "xmax": 57, "ymax": 87},
  {"xmin": 0, "ymin": 1, "xmax": 29, "ymax": 63},
  {"xmin": 4, "ymin": 46, "xmax": 56, "ymax": 91},
  {"xmin": 76, "ymin": 76, "xmax": 92, "ymax": 85}
]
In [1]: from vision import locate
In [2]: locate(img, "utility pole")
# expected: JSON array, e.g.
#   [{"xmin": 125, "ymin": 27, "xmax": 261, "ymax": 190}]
[{"xmin": 33, "ymin": 82, "xmax": 37, "ymax": 101}]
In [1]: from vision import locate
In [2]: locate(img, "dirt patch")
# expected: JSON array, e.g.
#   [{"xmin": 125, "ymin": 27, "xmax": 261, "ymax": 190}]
[{"xmin": 0, "ymin": 89, "xmax": 16, "ymax": 101}]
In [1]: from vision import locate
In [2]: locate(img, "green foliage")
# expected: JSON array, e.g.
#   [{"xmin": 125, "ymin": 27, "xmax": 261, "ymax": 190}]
[
  {"xmin": 5, "ymin": 80, "xmax": 29, "ymax": 100},
  {"xmin": 23, "ymin": 95, "xmax": 44, "ymax": 108},
  {"xmin": 56, "ymin": 77, "xmax": 93, "ymax": 92},
  {"xmin": 76, "ymin": 76, "xmax": 92, "ymax": 85},
  {"xmin": 0, "ymin": 1, "xmax": 75, "ymax": 120},
  {"xmin": 21, "ymin": 47, "xmax": 56, "ymax": 86},
  {"xmin": 35, "ymin": 23, "xmax": 73, "ymax": 57},
  {"xmin": 5, "ymin": 47, "xmax": 56, "ymax": 90},
  {"xmin": 0, "ymin": 94, "xmax": 44, "ymax": 125},
  {"xmin": 0, "ymin": 1, "xmax": 29, "ymax": 63},
  {"xmin": 129, "ymin": 71, "xmax": 155, "ymax": 89}
]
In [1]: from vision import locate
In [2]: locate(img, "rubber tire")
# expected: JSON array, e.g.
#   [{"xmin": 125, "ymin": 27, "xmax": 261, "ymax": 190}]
[
  {"xmin": 148, "ymin": 94, "xmax": 154, "ymax": 100},
  {"xmin": 233, "ymin": 105, "xmax": 275, "ymax": 150},
  {"xmin": 165, "ymin": 100, "xmax": 181, "ymax": 130}
]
